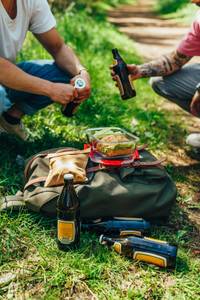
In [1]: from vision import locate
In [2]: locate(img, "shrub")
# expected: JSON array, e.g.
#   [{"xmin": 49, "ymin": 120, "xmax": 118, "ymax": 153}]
[{"xmin": 157, "ymin": 0, "xmax": 188, "ymax": 14}]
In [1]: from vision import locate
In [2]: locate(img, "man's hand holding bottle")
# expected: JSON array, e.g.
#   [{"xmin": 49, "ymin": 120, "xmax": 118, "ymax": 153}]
[
  {"xmin": 50, "ymin": 69, "xmax": 91, "ymax": 106},
  {"xmin": 111, "ymin": 64, "xmax": 142, "ymax": 82},
  {"xmin": 70, "ymin": 69, "xmax": 91, "ymax": 103},
  {"xmin": 50, "ymin": 83, "xmax": 78, "ymax": 105}
]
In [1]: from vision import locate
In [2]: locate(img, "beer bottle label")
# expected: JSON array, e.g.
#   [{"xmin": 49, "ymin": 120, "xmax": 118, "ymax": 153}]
[
  {"xmin": 113, "ymin": 242, "xmax": 122, "ymax": 254},
  {"xmin": 133, "ymin": 251, "xmax": 167, "ymax": 267},
  {"xmin": 115, "ymin": 75, "xmax": 125, "ymax": 96},
  {"xmin": 128, "ymin": 74, "xmax": 135, "ymax": 90},
  {"xmin": 58, "ymin": 220, "xmax": 75, "ymax": 244},
  {"xmin": 113, "ymin": 61, "xmax": 125, "ymax": 96}
]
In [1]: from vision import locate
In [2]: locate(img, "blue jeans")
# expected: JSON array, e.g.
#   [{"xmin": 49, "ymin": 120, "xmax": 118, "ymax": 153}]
[
  {"xmin": 5, "ymin": 60, "xmax": 71, "ymax": 115},
  {"xmin": 0, "ymin": 85, "xmax": 12, "ymax": 114}
]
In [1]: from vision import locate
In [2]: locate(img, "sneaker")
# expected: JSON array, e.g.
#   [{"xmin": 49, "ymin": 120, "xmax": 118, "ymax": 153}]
[
  {"xmin": 0, "ymin": 115, "xmax": 28, "ymax": 141},
  {"xmin": 186, "ymin": 133, "xmax": 200, "ymax": 148}
]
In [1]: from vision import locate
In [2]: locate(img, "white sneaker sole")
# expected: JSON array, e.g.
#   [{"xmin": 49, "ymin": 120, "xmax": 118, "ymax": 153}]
[{"xmin": 186, "ymin": 134, "xmax": 200, "ymax": 148}]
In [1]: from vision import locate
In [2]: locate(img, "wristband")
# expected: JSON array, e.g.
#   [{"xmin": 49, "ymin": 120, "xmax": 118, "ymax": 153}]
[{"xmin": 78, "ymin": 68, "xmax": 87, "ymax": 75}]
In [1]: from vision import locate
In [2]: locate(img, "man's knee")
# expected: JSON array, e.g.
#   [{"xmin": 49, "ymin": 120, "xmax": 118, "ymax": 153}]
[
  {"xmin": 17, "ymin": 60, "xmax": 70, "ymax": 84},
  {"xmin": 149, "ymin": 76, "xmax": 176, "ymax": 101},
  {"xmin": 149, "ymin": 77, "xmax": 163, "ymax": 95},
  {"xmin": 149, "ymin": 76, "xmax": 191, "ymax": 112}
]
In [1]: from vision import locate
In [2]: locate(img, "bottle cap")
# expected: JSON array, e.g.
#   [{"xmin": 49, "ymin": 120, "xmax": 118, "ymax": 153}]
[
  {"xmin": 74, "ymin": 78, "xmax": 86, "ymax": 89},
  {"xmin": 64, "ymin": 174, "xmax": 74, "ymax": 181},
  {"xmin": 99, "ymin": 235, "xmax": 105, "ymax": 245}
]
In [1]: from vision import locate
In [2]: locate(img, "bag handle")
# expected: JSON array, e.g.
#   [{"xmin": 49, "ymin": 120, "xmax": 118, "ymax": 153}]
[
  {"xmin": 24, "ymin": 177, "xmax": 48, "ymax": 190},
  {"xmin": 86, "ymin": 158, "xmax": 165, "ymax": 173}
]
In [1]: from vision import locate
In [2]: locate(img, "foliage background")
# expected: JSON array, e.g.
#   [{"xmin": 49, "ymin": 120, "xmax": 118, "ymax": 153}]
[
  {"xmin": 156, "ymin": 0, "xmax": 188, "ymax": 14},
  {"xmin": 156, "ymin": 0, "xmax": 198, "ymax": 22}
]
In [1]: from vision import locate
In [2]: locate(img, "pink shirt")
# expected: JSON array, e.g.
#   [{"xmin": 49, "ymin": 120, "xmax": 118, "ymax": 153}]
[{"xmin": 178, "ymin": 12, "xmax": 200, "ymax": 57}]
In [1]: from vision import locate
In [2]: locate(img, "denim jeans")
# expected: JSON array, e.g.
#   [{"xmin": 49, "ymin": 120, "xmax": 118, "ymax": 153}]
[
  {"xmin": 2, "ymin": 60, "xmax": 71, "ymax": 115},
  {"xmin": 150, "ymin": 63, "xmax": 200, "ymax": 114},
  {"xmin": 0, "ymin": 85, "xmax": 12, "ymax": 115}
]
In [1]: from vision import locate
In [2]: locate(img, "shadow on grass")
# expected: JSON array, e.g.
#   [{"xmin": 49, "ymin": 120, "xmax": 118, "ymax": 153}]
[
  {"xmin": 169, "ymin": 163, "xmax": 200, "ymax": 186},
  {"xmin": 0, "ymin": 130, "xmax": 83, "ymax": 194},
  {"xmin": 0, "ymin": 129, "xmax": 83, "ymax": 158}
]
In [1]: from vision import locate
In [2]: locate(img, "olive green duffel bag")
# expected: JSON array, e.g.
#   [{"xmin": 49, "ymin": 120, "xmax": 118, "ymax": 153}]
[{"xmin": 0, "ymin": 147, "xmax": 177, "ymax": 221}]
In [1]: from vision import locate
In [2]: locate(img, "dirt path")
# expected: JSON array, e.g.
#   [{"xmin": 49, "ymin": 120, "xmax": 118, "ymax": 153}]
[{"xmin": 108, "ymin": 0, "xmax": 189, "ymax": 61}]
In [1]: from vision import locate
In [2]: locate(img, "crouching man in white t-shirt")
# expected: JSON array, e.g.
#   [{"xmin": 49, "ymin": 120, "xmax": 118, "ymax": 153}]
[{"xmin": 0, "ymin": 0, "xmax": 91, "ymax": 140}]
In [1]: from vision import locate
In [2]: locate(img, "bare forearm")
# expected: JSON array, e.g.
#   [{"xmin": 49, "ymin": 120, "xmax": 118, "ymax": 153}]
[
  {"xmin": 53, "ymin": 44, "xmax": 84, "ymax": 76},
  {"xmin": 35, "ymin": 29, "xmax": 85, "ymax": 77},
  {"xmin": 138, "ymin": 50, "xmax": 191, "ymax": 78},
  {"xmin": 0, "ymin": 58, "xmax": 52, "ymax": 96}
]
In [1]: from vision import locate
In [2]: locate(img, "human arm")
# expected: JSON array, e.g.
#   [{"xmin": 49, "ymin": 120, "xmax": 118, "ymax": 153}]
[
  {"xmin": 35, "ymin": 28, "xmax": 91, "ymax": 102},
  {"xmin": 129, "ymin": 50, "xmax": 191, "ymax": 79},
  {"xmin": 0, "ymin": 57, "xmax": 77, "ymax": 105},
  {"xmin": 111, "ymin": 50, "xmax": 192, "ymax": 81}
]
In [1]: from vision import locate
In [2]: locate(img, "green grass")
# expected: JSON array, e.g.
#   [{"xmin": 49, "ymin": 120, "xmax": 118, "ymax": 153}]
[{"xmin": 0, "ymin": 2, "xmax": 200, "ymax": 299}]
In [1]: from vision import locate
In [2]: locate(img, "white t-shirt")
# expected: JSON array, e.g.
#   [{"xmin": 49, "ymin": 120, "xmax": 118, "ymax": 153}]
[{"xmin": 0, "ymin": 0, "xmax": 56, "ymax": 62}]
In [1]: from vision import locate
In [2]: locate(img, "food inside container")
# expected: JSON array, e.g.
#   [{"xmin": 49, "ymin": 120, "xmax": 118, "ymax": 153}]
[{"xmin": 86, "ymin": 127, "xmax": 138, "ymax": 158}]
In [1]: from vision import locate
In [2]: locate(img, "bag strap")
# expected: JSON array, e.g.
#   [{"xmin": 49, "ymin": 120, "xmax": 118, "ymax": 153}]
[
  {"xmin": 24, "ymin": 146, "xmax": 149, "ymax": 181},
  {"xmin": 23, "ymin": 157, "xmax": 165, "ymax": 190},
  {"xmin": 0, "ymin": 192, "xmax": 25, "ymax": 212},
  {"xmin": 46, "ymin": 149, "xmax": 90, "ymax": 159},
  {"xmin": 86, "ymin": 158, "xmax": 165, "ymax": 173},
  {"xmin": 24, "ymin": 176, "xmax": 48, "ymax": 190}
]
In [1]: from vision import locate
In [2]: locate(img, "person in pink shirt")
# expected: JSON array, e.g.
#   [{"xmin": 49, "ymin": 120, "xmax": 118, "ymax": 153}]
[{"xmin": 112, "ymin": 0, "xmax": 200, "ymax": 149}]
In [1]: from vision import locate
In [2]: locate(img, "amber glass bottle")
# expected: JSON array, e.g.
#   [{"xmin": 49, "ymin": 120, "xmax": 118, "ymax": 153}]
[
  {"xmin": 57, "ymin": 174, "xmax": 80, "ymax": 251},
  {"xmin": 100, "ymin": 235, "xmax": 177, "ymax": 268},
  {"xmin": 112, "ymin": 48, "xmax": 136, "ymax": 100}
]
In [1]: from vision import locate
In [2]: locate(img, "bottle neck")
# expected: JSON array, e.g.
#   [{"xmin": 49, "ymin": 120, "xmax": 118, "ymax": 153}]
[
  {"xmin": 59, "ymin": 179, "xmax": 79, "ymax": 210},
  {"xmin": 102, "ymin": 236, "xmax": 115, "ymax": 246},
  {"xmin": 112, "ymin": 49, "xmax": 122, "ymax": 61},
  {"xmin": 63, "ymin": 179, "xmax": 75, "ymax": 194}
]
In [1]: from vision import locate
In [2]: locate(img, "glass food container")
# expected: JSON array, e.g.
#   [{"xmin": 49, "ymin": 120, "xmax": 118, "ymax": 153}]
[{"xmin": 85, "ymin": 127, "xmax": 138, "ymax": 159}]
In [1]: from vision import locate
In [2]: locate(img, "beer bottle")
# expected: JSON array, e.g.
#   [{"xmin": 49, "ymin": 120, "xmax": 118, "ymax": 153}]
[
  {"xmin": 62, "ymin": 78, "xmax": 86, "ymax": 117},
  {"xmin": 112, "ymin": 48, "xmax": 136, "ymax": 100},
  {"xmin": 100, "ymin": 235, "xmax": 177, "ymax": 268},
  {"xmin": 57, "ymin": 174, "xmax": 80, "ymax": 251},
  {"xmin": 82, "ymin": 218, "xmax": 150, "ymax": 236}
]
